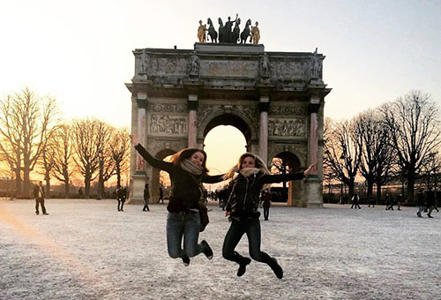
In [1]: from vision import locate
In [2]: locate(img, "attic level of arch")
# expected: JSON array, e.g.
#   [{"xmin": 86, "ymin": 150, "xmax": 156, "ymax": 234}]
[{"xmin": 128, "ymin": 44, "xmax": 330, "ymax": 100}]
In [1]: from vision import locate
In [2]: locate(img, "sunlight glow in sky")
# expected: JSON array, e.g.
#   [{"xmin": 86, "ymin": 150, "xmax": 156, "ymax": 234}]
[{"xmin": 1, "ymin": 0, "xmax": 440, "ymax": 141}]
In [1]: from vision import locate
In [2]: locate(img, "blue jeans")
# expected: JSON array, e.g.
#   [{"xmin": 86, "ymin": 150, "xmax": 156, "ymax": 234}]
[
  {"xmin": 222, "ymin": 217, "xmax": 271, "ymax": 263},
  {"xmin": 166, "ymin": 212, "xmax": 203, "ymax": 258}
]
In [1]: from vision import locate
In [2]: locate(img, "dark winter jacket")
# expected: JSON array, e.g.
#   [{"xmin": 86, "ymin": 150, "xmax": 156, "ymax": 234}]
[
  {"xmin": 135, "ymin": 144, "xmax": 224, "ymax": 212},
  {"xmin": 416, "ymin": 191, "xmax": 425, "ymax": 206},
  {"xmin": 226, "ymin": 170, "xmax": 304, "ymax": 219},
  {"xmin": 33, "ymin": 185, "xmax": 45, "ymax": 199},
  {"xmin": 144, "ymin": 186, "xmax": 150, "ymax": 201},
  {"xmin": 426, "ymin": 190, "xmax": 435, "ymax": 207},
  {"xmin": 117, "ymin": 187, "xmax": 127, "ymax": 201}
]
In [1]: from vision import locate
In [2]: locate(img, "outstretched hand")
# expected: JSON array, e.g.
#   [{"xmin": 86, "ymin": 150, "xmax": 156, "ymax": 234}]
[{"xmin": 304, "ymin": 164, "xmax": 316, "ymax": 176}]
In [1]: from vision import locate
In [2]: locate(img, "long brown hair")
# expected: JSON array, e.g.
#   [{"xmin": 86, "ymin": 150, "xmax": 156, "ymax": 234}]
[
  {"xmin": 170, "ymin": 148, "xmax": 209, "ymax": 173},
  {"xmin": 224, "ymin": 152, "xmax": 270, "ymax": 180}
]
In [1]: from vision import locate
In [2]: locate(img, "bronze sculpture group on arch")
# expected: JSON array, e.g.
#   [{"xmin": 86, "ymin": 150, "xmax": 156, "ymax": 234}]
[{"xmin": 198, "ymin": 14, "xmax": 260, "ymax": 44}]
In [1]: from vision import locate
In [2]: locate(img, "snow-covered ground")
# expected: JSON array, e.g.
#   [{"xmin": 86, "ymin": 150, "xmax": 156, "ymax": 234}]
[{"xmin": 0, "ymin": 199, "xmax": 440, "ymax": 300}]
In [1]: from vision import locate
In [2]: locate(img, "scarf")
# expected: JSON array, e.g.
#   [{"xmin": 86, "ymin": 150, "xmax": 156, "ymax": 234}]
[
  {"xmin": 239, "ymin": 168, "xmax": 271, "ymax": 190},
  {"xmin": 239, "ymin": 168, "xmax": 260, "ymax": 178},
  {"xmin": 181, "ymin": 159, "xmax": 203, "ymax": 176}
]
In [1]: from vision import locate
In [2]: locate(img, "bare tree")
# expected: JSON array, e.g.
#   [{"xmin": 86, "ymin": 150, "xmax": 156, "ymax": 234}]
[
  {"xmin": 72, "ymin": 119, "xmax": 102, "ymax": 198},
  {"xmin": 0, "ymin": 98, "xmax": 22, "ymax": 196},
  {"xmin": 51, "ymin": 124, "xmax": 75, "ymax": 198},
  {"xmin": 109, "ymin": 128, "xmax": 130, "ymax": 189},
  {"xmin": 354, "ymin": 110, "xmax": 395, "ymax": 200},
  {"xmin": 324, "ymin": 119, "xmax": 362, "ymax": 199},
  {"xmin": 382, "ymin": 91, "xmax": 441, "ymax": 203},
  {"xmin": 38, "ymin": 140, "xmax": 56, "ymax": 196},
  {"xmin": 95, "ymin": 122, "xmax": 114, "ymax": 199},
  {"xmin": 322, "ymin": 118, "xmax": 338, "ymax": 195},
  {"xmin": 421, "ymin": 151, "xmax": 441, "ymax": 191},
  {"xmin": 0, "ymin": 88, "xmax": 58, "ymax": 197}
]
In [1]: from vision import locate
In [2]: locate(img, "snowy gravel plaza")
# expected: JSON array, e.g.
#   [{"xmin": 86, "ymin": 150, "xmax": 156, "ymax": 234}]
[{"xmin": 1, "ymin": 199, "xmax": 440, "ymax": 300}]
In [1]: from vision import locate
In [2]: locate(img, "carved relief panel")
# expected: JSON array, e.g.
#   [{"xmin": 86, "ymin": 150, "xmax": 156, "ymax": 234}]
[
  {"xmin": 143, "ymin": 55, "xmax": 189, "ymax": 77},
  {"xmin": 201, "ymin": 60, "xmax": 259, "ymax": 78},
  {"xmin": 271, "ymin": 59, "xmax": 310, "ymax": 81},
  {"xmin": 147, "ymin": 102, "xmax": 188, "ymax": 137},
  {"xmin": 268, "ymin": 118, "xmax": 306, "ymax": 137}
]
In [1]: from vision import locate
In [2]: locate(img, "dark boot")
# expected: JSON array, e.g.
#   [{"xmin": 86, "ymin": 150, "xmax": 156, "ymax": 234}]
[
  {"xmin": 235, "ymin": 252, "xmax": 251, "ymax": 277},
  {"xmin": 182, "ymin": 254, "xmax": 190, "ymax": 266},
  {"xmin": 263, "ymin": 253, "xmax": 283, "ymax": 279},
  {"xmin": 201, "ymin": 240, "xmax": 213, "ymax": 260}
]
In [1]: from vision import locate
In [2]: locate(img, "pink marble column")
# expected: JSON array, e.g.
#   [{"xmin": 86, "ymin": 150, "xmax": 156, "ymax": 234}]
[
  {"xmin": 308, "ymin": 96, "xmax": 321, "ymax": 175},
  {"xmin": 187, "ymin": 94, "xmax": 198, "ymax": 148},
  {"xmin": 259, "ymin": 96, "xmax": 269, "ymax": 164},
  {"xmin": 135, "ymin": 93, "xmax": 147, "ymax": 172}
]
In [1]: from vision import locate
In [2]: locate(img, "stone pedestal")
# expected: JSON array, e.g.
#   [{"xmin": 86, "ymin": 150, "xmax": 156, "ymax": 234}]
[
  {"xmin": 129, "ymin": 172, "xmax": 147, "ymax": 204},
  {"xmin": 304, "ymin": 176, "xmax": 323, "ymax": 208},
  {"xmin": 288, "ymin": 177, "xmax": 322, "ymax": 207}
]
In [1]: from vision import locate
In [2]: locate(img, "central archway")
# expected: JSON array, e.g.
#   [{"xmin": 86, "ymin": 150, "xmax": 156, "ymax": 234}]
[{"xmin": 203, "ymin": 113, "xmax": 252, "ymax": 151}]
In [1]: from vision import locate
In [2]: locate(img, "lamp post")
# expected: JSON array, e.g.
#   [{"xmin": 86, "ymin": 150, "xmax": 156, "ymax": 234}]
[{"xmin": 97, "ymin": 149, "xmax": 104, "ymax": 200}]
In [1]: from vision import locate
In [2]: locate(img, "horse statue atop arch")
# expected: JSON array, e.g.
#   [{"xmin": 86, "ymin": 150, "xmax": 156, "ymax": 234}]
[
  {"xmin": 240, "ymin": 19, "xmax": 252, "ymax": 44},
  {"xmin": 232, "ymin": 18, "xmax": 241, "ymax": 44},
  {"xmin": 207, "ymin": 18, "xmax": 218, "ymax": 43},
  {"xmin": 218, "ymin": 17, "xmax": 225, "ymax": 43}
]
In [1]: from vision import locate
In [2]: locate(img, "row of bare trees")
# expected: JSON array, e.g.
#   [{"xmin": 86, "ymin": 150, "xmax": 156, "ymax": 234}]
[
  {"xmin": 0, "ymin": 88, "xmax": 130, "ymax": 198},
  {"xmin": 324, "ymin": 91, "xmax": 441, "ymax": 203}
]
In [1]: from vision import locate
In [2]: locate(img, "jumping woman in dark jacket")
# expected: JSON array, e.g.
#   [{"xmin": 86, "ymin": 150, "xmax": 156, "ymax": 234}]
[
  {"xmin": 222, "ymin": 153, "xmax": 314, "ymax": 279},
  {"xmin": 135, "ymin": 143, "xmax": 224, "ymax": 266}
]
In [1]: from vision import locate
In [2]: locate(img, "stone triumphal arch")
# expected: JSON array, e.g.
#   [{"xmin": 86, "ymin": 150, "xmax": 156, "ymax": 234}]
[{"xmin": 127, "ymin": 43, "xmax": 331, "ymax": 207}]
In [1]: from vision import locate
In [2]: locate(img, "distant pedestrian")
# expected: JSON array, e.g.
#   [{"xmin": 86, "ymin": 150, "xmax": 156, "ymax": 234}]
[
  {"xmin": 261, "ymin": 189, "xmax": 272, "ymax": 221},
  {"xmin": 385, "ymin": 193, "xmax": 393, "ymax": 210},
  {"xmin": 351, "ymin": 193, "xmax": 361, "ymax": 209},
  {"xmin": 396, "ymin": 193, "xmax": 403, "ymax": 211},
  {"xmin": 368, "ymin": 196, "xmax": 375, "ymax": 208},
  {"xmin": 117, "ymin": 186, "xmax": 127, "ymax": 212},
  {"xmin": 416, "ymin": 189, "xmax": 425, "ymax": 218},
  {"xmin": 426, "ymin": 189, "xmax": 436, "ymax": 218},
  {"xmin": 143, "ymin": 184, "xmax": 150, "ymax": 212},
  {"xmin": 386, "ymin": 193, "xmax": 395, "ymax": 210},
  {"xmin": 33, "ymin": 181, "xmax": 48, "ymax": 215},
  {"xmin": 159, "ymin": 186, "xmax": 164, "ymax": 204}
]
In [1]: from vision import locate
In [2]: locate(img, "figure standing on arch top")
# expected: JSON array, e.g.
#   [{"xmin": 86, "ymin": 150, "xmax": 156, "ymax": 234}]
[
  {"xmin": 224, "ymin": 14, "xmax": 238, "ymax": 43},
  {"xmin": 250, "ymin": 21, "xmax": 260, "ymax": 44},
  {"xmin": 197, "ymin": 20, "xmax": 207, "ymax": 42}
]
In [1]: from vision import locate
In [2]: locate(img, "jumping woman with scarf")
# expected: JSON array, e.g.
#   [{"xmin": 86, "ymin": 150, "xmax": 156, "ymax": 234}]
[
  {"xmin": 135, "ymin": 143, "xmax": 224, "ymax": 266},
  {"xmin": 222, "ymin": 153, "xmax": 314, "ymax": 279}
]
